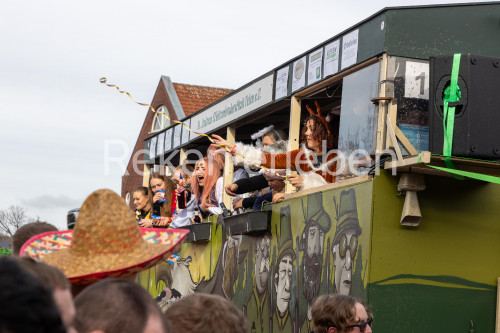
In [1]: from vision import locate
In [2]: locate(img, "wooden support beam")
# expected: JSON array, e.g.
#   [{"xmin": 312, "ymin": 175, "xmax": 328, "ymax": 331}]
[
  {"xmin": 395, "ymin": 126, "xmax": 418, "ymax": 156},
  {"xmin": 288, "ymin": 95, "xmax": 301, "ymax": 151},
  {"xmin": 375, "ymin": 54, "xmax": 389, "ymax": 154},
  {"xmin": 179, "ymin": 147, "xmax": 187, "ymax": 164},
  {"xmin": 496, "ymin": 277, "xmax": 500, "ymax": 333},
  {"xmin": 223, "ymin": 125, "xmax": 236, "ymax": 209},
  {"xmin": 384, "ymin": 151, "xmax": 430, "ymax": 170},
  {"xmin": 386, "ymin": 99, "xmax": 404, "ymax": 163},
  {"xmin": 142, "ymin": 164, "xmax": 151, "ymax": 187},
  {"xmin": 286, "ymin": 96, "xmax": 301, "ymax": 194}
]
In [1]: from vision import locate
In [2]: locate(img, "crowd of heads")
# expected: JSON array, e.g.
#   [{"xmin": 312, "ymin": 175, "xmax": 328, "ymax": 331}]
[
  {"xmin": 1, "ymin": 253, "xmax": 253, "ymax": 333},
  {"xmin": 1, "ymin": 190, "xmax": 253, "ymax": 333}
]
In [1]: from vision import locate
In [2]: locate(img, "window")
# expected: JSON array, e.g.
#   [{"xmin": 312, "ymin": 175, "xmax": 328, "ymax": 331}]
[
  {"xmin": 151, "ymin": 105, "xmax": 169, "ymax": 132},
  {"xmin": 125, "ymin": 192, "xmax": 131, "ymax": 205}
]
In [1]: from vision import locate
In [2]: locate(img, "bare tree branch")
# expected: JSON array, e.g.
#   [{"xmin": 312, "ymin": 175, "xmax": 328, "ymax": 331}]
[{"xmin": 0, "ymin": 205, "xmax": 31, "ymax": 238}]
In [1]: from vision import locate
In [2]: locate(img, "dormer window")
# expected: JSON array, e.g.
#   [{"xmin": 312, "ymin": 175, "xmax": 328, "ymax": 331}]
[{"xmin": 151, "ymin": 105, "xmax": 169, "ymax": 132}]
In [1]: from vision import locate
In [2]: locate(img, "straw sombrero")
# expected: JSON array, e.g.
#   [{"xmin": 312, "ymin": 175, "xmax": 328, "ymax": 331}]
[{"xmin": 20, "ymin": 189, "xmax": 189, "ymax": 284}]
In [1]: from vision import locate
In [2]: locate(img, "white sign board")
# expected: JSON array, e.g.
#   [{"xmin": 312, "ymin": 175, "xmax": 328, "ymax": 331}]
[
  {"xmin": 292, "ymin": 56, "xmax": 307, "ymax": 92},
  {"xmin": 156, "ymin": 132, "xmax": 164, "ymax": 156},
  {"xmin": 341, "ymin": 29, "xmax": 359, "ymax": 70},
  {"xmin": 172, "ymin": 124, "xmax": 182, "ymax": 149},
  {"xmin": 190, "ymin": 74, "xmax": 274, "ymax": 140},
  {"xmin": 275, "ymin": 66, "xmax": 289, "ymax": 100},
  {"xmin": 404, "ymin": 61, "xmax": 429, "ymax": 100},
  {"xmin": 308, "ymin": 48, "xmax": 323, "ymax": 85},
  {"xmin": 324, "ymin": 39, "xmax": 340, "ymax": 77},
  {"xmin": 164, "ymin": 128, "xmax": 172, "ymax": 152},
  {"xmin": 149, "ymin": 136, "xmax": 157, "ymax": 159},
  {"xmin": 181, "ymin": 118, "xmax": 191, "ymax": 144}
]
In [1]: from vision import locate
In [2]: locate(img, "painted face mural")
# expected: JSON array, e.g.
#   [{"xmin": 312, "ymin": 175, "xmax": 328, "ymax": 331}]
[
  {"xmin": 222, "ymin": 236, "xmax": 241, "ymax": 299},
  {"xmin": 332, "ymin": 188, "xmax": 362, "ymax": 296},
  {"xmin": 274, "ymin": 206, "xmax": 295, "ymax": 318},
  {"xmin": 255, "ymin": 234, "xmax": 271, "ymax": 295},
  {"xmin": 333, "ymin": 229, "xmax": 358, "ymax": 295},
  {"xmin": 301, "ymin": 192, "xmax": 331, "ymax": 307},
  {"xmin": 275, "ymin": 254, "xmax": 293, "ymax": 316}
]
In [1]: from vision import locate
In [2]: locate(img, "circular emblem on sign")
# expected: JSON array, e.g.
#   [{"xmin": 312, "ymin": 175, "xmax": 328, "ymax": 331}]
[{"xmin": 294, "ymin": 60, "xmax": 304, "ymax": 79}]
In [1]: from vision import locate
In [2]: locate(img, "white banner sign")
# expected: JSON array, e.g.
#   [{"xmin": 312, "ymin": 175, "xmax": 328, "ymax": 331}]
[
  {"xmin": 341, "ymin": 29, "xmax": 359, "ymax": 70},
  {"xmin": 292, "ymin": 56, "xmax": 307, "ymax": 92},
  {"xmin": 324, "ymin": 39, "xmax": 340, "ymax": 77},
  {"xmin": 181, "ymin": 118, "xmax": 191, "ymax": 144},
  {"xmin": 164, "ymin": 128, "xmax": 172, "ymax": 152},
  {"xmin": 149, "ymin": 136, "xmax": 157, "ymax": 159},
  {"xmin": 275, "ymin": 66, "xmax": 289, "ymax": 100},
  {"xmin": 190, "ymin": 74, "xmax": 273, "ymax": 140},
  {"xmin": 156, "ymin": 132, "xmax": 164, "ymax": 156},
  {"xmin": 172, "ymin": 124, "xmax": 182, "ymax": 149},
  {"xmin": 308, "ymin": 48, "xmax": 323, "ymax": 85}
]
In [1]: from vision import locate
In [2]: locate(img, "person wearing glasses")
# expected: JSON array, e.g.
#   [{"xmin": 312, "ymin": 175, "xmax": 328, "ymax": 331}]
[
  {"xmin": 311, "ymin": 294, "xmax": 373, "ymax": 333},
  {"xmin": 332, "ymin": 188, "xmax": 362, "ymax": 296}
]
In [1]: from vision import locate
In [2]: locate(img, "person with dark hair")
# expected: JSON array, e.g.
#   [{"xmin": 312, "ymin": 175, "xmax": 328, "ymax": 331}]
[
  {"xmin": 149, "ymin": 172, "xmax": 176, "ymax": 227},
  {"xmin": 251, "ymin": 168, "xmax": 286, "ymax": 210},
  {"xmin": 0, "ymin": 256, "xmax": 66, "ymax": 333},
  {"xmin": 311, "ymin": 294, "xmax": 373, "ymax": 333},
  {"xmin": 12, "ymin": 221, "xmax": 58, "ymax": 255},
  {"xmin": 133, "ymin": 186, "xmax": 154, "ymax": 227},
  {"xmin": 18, "ymin": 257, "xmax": 77, "ymax": 333},
  {"xmin": 227, "ymin": 140, "xmax": 288, "ymax": 210},
  {"xmin": 214, "ymin": 102, "xmax": 338, "ymax": 191},
  {"xmin": 74, "ymin": 278, "xmax": 170, "ymax": 333},
  {"xmin": 165, "ymin": 293, "xmax": 249, "ymax": 333}
]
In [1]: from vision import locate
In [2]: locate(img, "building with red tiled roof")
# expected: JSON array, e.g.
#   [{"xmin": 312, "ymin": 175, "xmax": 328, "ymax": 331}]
[
  {"xmin": 173, "ymin": 83, "xmax": 233, "ymax": 116},
  {"xmin": 121, "ymin": 76, "xmax": 232, "ymax": 208}
]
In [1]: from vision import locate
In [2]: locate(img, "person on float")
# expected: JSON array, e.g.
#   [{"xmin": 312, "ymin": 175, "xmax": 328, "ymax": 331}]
[
  {"xmin": 170, "ymin": 163, "xmax": 196, "ymax": 228},
  {"xmin": 191, "ymin": 157, "xmax": 223, "ymax": 219},
  {"xmin": 148, "ymin": 172, "xmax": 176, "ymax": 227},
  {"xmin": 251, "ymin": 168, "xmax": 287, "ymax": 210},
  {"xmin": 207, "ymin": 143, "xmax": 249, "ymax": 183},
  {"xmin": 228, "ymin": 140, "xmax": 289, "ymax": 211},
  {"xmin": 225, "ymin": 125, "xmax": 288, "ymax": 210},
  {"xmin": 250, "ymin": 124, "xmax": 287, "ymax": 150},
  {"xmin": 214, "ymin": 102, "xmax": 337, "ymax": 190},
  {"xmin": 132, "ymin": 186, "xmax": 154, "ymax": 228}
]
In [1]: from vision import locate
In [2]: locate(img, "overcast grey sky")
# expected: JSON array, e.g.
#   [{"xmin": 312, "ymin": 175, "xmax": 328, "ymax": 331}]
[{"xmin": 0, "ymin": 0, "xmax": 487, "ymax": 230}]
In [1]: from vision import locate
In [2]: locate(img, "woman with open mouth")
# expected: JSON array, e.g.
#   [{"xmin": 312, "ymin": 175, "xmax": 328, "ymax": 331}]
[{"xmin": 192, "ymin": 157, "xmax": 223, "ymax": 220}]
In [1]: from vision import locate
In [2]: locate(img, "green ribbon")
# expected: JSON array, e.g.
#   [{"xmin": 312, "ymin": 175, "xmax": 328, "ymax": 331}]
[
  {"xmin": 442, "ymin": 53, "xmax": 464, "ymax": 180},
  {"xmin": 427, "ymin": 165, "xmax": 500, "ymax": 184}
]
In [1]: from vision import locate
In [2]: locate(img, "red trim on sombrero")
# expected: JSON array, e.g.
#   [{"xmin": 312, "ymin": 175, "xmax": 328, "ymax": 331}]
[{"xmin": 20, "ymin": 228, "xmax": 189, "ymax": 284}]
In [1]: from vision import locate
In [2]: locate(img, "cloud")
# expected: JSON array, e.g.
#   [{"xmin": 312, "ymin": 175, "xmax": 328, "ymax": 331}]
[{"xmin": 21, "ymin": 195, "xmax": 83, "ymax": 210}]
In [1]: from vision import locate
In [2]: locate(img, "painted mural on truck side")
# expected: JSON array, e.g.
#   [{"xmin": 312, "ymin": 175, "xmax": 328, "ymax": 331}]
[{"xmin": 137, "ymin": 180, "xmax": 373, "ymax": 333}]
